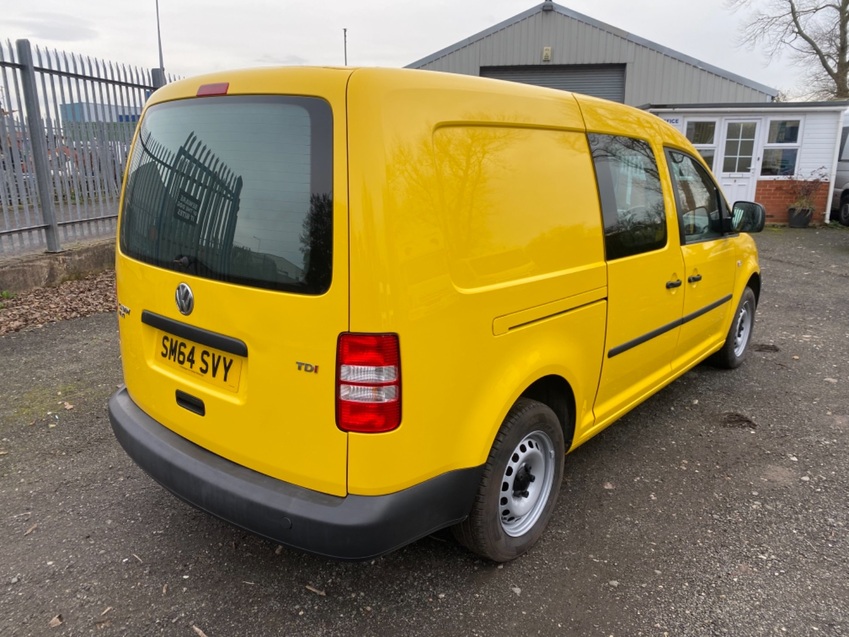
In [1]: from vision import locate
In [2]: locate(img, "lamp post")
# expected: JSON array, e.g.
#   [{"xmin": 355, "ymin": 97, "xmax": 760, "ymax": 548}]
[{"xmin": 152, "ymin": 0, "xmax": 166, "ymax": 88}]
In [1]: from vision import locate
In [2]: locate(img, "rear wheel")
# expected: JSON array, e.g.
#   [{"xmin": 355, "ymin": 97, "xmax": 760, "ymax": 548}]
[
  {"xmin": 709, "ymin": 287, "xmax": 756, "ymax": 369},
  {"xmin": 453, "ymin": 398, "xmax": 564, "ymax": 562}
]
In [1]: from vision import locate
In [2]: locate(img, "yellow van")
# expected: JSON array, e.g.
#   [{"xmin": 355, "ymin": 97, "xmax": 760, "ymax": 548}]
[{"xmin": 109, "ymin": 67, "xmax": 765, "ymax": 562}]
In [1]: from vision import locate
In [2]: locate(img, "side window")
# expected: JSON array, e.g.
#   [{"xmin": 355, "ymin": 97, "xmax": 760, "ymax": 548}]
[
  {"xmin": 589, "ymin": 133, "xmax": 667, "ymax": 260},
  {"xmin": 840, "ymin": 125, "xmax": 849, "ymax": 161},
  {"xmin": 666, "ymin": 149, "xmax": 726, "ymax": 243},
  {"xmin": 760, "ymin": 119, "xmax": 801, "ymax": 176}
]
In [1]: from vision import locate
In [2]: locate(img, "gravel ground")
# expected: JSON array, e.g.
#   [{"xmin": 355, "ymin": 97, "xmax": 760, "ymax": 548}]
[
  {"xmin": 0, "ymin": 271, "xmax": 116, "ymax": 336},
  {"xmin": 1, "ymin": 226, "xmax": 848, "ymax": 636}
]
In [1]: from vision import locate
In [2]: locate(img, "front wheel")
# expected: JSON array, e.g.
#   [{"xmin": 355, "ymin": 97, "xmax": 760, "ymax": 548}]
[
  {"xmin": 452, "ymin": 398, "xmax": 565, "ymax": 562},
  {"xmin": 709, "ymin": 286, "xmax": 757, "ymax": 369},
  {"xmin": 838, "ymin": 202, "xmax": 849, "ymax": 227}
]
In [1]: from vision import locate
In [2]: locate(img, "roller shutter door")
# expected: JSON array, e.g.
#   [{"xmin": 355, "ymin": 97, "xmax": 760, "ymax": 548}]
[{"xmin": 481, "ymin": 65, "xmax": 626, "ymax": 103}]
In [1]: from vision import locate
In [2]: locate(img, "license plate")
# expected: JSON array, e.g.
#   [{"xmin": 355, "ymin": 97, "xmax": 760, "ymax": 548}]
[{"xmin": 156, "ymin": 332, "xmax": 243, "ymax": 391}]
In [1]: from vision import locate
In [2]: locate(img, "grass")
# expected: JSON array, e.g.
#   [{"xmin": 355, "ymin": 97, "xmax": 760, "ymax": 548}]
[
  {"xmin": 10, "ymin": 383, "xmax": 83, "ymax": 423},
  {"xmin": 0, "ymin": 290, "xmax": 13, "ymax": 310}
]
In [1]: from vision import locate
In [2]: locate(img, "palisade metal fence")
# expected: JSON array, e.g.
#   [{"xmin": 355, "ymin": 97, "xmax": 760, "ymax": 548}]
[{"xmin": 0, "ymin": 39, "xmax": 173, "ymax": 254}]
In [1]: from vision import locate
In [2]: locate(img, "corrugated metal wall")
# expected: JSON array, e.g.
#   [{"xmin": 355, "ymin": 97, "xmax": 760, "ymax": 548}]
[
  {"xmin": 481, "ymin": 65, "xmax": 625, "ymax": 102},
  {"xmin": 411, "ymin": 8, "xmax": 775, "ymax": 106}
]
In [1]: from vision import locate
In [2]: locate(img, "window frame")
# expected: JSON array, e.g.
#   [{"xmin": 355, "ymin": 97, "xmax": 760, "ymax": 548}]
[
  {"xmin": 722, "ymin": 120, "xmax": 759, "ymax": 175},
  {"xmin": 684, "ymin": 119, "xmax": 719, "ymax": 171},
  {"xmin": 759, "ymin": 118, "xmax": 802, "ymax": 177},
  {"xmin": 588, "ymin": 132, "xmax": 668, "ymax": 261},
  {"xmin": 665, "ymin": 147, "xmax": 731, "ymax": 245}
]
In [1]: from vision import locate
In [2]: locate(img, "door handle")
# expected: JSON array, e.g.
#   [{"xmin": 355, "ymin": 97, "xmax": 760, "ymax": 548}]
[
  {"xmin": 666, "ymin": 279, "xmax": 682, "ymax": 289},
  {"xmin": 688, "ymin": 274, "xmax": 703, "ymax": 283}
]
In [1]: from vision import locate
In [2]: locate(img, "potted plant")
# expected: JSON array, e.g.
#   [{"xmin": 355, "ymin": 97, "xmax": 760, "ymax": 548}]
[{"xmin": 786, "ymin": 167, "xmax": 828, "ymax": 228}]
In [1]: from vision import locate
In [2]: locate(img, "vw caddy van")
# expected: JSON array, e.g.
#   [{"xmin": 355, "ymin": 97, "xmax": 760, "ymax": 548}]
[{"xmin": 109, "ymin": 67, "xmax": 765, "ymax": 562}]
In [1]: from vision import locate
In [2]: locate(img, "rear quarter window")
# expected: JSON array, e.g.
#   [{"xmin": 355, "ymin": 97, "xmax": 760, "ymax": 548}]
[{"xmin": 120, "ymin": 96, "xmax": 333, "ymax": 294}]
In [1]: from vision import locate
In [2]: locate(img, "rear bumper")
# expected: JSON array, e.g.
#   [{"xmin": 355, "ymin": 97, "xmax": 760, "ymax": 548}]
[{"xmin": 108, "ymin": 388, "xmax": 482, "ymax": 560}]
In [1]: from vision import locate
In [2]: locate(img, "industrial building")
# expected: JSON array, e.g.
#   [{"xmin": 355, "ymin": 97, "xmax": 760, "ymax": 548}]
[
  {"xmin": 408, "ymin": 1, "xmax": 848, "ymax": 223},
  {"xmin": 407, "ymin": 1, "xmax": 777, "ymax": 106}
]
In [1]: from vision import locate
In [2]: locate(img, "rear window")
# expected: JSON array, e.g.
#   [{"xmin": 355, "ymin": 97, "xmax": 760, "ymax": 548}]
[{"xmin": 120, "ymin": 95, "xmax": 333, "ymax": 294}]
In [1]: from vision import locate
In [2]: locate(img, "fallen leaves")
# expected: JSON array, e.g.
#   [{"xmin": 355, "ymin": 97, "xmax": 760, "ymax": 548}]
[
  {"xmin": 48, "ymin": 615, "xmax": 63, "ymax": 628},
  {"xmin": 23, "ymin": 523, "xmax": 38, "ymax": 536},
  {"xmin": 192, "ymin": 625, "xmax": 209, "ymax": 637},
  {"xmin": 0, "ymin": 271, "xmax": 116, "ymax": 336}
]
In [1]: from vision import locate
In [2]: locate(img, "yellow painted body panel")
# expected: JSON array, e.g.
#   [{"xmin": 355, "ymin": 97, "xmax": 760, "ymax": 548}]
[
  {"xmin": 673, "ymin": 239, "xmax": 737, "ymax": 370},
  {"xmin": 586, "ymin": 248, "xmax": 684, "ymax": 440},
  {"xmin": 344, "ymin": 69, "xmax": 607, "ymax": 494},
  {"xmin": 115, "ymin": 67, "xmax": 761, "ymax": 502}
]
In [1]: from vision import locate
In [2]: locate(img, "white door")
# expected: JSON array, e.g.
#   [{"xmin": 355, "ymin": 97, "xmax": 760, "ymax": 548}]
[{"xmin": 719, "ymin": 119, "xmax": 760, "ymax": 203}]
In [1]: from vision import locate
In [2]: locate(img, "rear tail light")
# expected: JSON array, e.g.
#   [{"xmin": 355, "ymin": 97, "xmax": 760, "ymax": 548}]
[{"xmin": 336, "ymin": 333, "xmax": 401, "ymax": 433}]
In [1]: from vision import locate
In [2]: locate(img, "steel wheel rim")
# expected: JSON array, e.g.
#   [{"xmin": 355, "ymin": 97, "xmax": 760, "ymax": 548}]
[
  {"xmin": 733, "ymin": 300, "xmax": 753, "ymax": 357},
  {"xmin": 499, "ymin": 431, "xmax": 556, "ymax": 537}
]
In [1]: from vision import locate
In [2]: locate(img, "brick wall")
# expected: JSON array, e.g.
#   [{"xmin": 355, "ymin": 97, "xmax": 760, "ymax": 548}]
[{"xmin": 753, "ymin": 179, "xmax": 830, "ymax": 224}]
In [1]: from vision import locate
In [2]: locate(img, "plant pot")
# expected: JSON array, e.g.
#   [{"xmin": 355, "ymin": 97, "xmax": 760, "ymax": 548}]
[{"xmin": 788, "ymin": 207, "xmax": 812, "ymax": 228}]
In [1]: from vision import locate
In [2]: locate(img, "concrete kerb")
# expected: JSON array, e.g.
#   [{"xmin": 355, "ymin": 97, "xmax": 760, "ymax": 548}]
[{"xmin": 0, "ymin": 239, "xmax": 115, "ymax": 294}]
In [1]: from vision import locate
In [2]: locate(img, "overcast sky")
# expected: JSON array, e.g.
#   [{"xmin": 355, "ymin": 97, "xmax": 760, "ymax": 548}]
[{"xmin": 7, "ymin": 0, "xmax": 803, "ymax": 96}]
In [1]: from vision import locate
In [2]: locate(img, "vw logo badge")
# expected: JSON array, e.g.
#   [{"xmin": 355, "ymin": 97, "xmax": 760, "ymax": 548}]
[{"xmin": 175, "ymin": 282, "xmax": 194, "ymax": 316}]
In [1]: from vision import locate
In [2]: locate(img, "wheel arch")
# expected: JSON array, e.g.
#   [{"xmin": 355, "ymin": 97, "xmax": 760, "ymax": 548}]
[
  {"xmin": 746, "ymin": 271, "xmax": 761, "ymax": 305},
  {"xmin": 520, "ymin": 375, "xmax": 576, "ymax": 452}
]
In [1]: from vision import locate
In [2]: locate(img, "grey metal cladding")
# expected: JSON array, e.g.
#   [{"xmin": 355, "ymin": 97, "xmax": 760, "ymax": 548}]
[
  {"xmin": 407, "ymin": 1, "xmax": 777, "ymax": 106},
  {"xmin": 482, "ymin": 65, "xmax": 625, "ymax": 103}
]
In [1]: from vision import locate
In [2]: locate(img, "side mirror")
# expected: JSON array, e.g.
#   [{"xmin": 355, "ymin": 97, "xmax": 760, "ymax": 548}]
[{"xmin": 728, "ymin": 201, "xmax": 766, "ymax": 233}]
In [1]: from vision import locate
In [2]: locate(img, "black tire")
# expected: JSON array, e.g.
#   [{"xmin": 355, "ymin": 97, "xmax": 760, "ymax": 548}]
[
  {"xmin": 453, "ymin": 398, "xmax": 565, "ymax": 562},
  {"xmin": 839, "ymin": 202, "xmax": 849, "ymax": 227},
  {"xmin": 709, "ymin": 287, "xmax": 757, "ymax": 369}
]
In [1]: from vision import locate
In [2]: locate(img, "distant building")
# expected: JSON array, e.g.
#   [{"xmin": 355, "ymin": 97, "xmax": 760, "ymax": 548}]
[
  {"xmin": 407, "ymin": 2, "xmax": 849, "ymax": 223},
  {"xmin": 650, "ymin": 101, "xmax": 849, "ymax": 224},
  {"xmin": 60, "ymin": 102, "xmax": 141, "ymax": 124},
  {"xmin": 407, "ymin": 1, "xmax": 777, "ymax": 106}
]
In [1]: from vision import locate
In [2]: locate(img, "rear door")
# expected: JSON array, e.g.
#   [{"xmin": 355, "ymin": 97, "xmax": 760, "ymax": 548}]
[
  {"xmin": 587, "ymin": 133, "xmax": 685, "ymax": 434},
  {"xmin": 116, "ymin": 72, "xmax": 351, "ymax": 496}
]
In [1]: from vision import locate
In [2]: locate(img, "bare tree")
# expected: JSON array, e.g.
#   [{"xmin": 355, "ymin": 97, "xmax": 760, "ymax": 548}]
[{"xmin": 730, "ymin": 0, "xmax": 849, "ymax": 99}]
